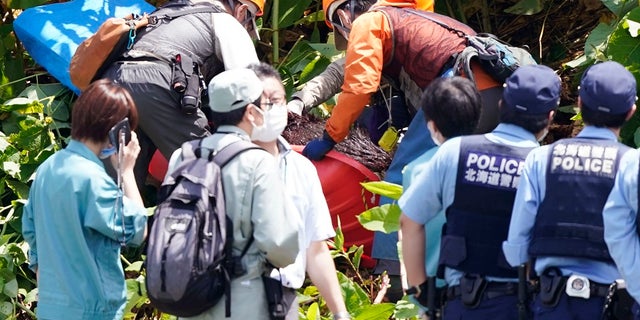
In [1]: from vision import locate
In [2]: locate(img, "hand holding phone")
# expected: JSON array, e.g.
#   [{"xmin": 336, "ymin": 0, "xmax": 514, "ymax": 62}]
[{"xmin": 108, "ymin": 118, "xmax": 131, "ymax": 151}]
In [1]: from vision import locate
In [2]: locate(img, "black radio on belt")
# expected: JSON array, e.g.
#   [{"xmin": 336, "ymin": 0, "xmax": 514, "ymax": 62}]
[{"xmin": 171, "ymin": 53, "xmax": 203, "ymax": 115}]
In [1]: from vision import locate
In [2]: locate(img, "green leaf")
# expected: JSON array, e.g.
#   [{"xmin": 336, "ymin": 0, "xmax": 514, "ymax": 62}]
[
  {"xmin": 125, "ymin": 261, "xmax": 144, "ymax": 272},
  {"xmin": 393, "ymin": 297, "xmax": 421, "ymax": 319},
  {"xmin": 5, "ymin": 243, "xmax": 27, "ymax": 266},
  {"xmin": 584, "ymin": 22, "xmax": 616, "ymax": 61},
  {"xmin": 3, "ymin": 278, "xmax": 17, "ymax": 297},
  {"xmin": 5, "ymin": 179, "xmax": 29, "ymax": 200},
  {"xmin": 304, "ymin": 301, "xmax": 320, "ymax": 320},
  {"xmin": 357, "ymin": 204, "xmax": 401, "ymax": 233},
  {"xmin": 0, "ymin": 301, "xmax": 11, "ymax": 319},
  {"xmin": 353, "ymin": 302, "xmax": 395, "ymax": 320},
  {"xmin": 360, "ymin": 181, "xmax": 402, "ymax": 200},
  {"xmin": 350, "ymin": 245, "xmax": 363, "ymax": 270},
  {"xmin": 602, "ymin": 0, "xmax": 637, "ymax": 17},
  {"xmin": 608, "ymin": 9, "xmax": 640, "ymax": 67},
  {"xmin": 2, "ymin": 161, "xmax": 20, "ymax": 179},
  {"xmin": 503, "ymin": 0, "xmax": 544, "ymax": 15},
  {"xmin": 23, "ymin": 288, "xmax": 37, "ymax": 304},
  {"xmin": 334, "ymin": 217, "xmax": 345, "ymax": 250},
  {"xmin": 338, "ymin": 271, "xmax": 370, "ymax": 310},
  {"xmin": 309, "ymin": 42, "xmax": 344, "ymax": 60},
  {"xmin": 557, "ymin": 104, "xmax": 579, "ymax": 115},
  {"xmin": 278, "ymin": 0, "xmax": 313, "ymax": 29},
  {"xmin": 299, "ymin": 54, "xmax": 331, "ymax": 84}
]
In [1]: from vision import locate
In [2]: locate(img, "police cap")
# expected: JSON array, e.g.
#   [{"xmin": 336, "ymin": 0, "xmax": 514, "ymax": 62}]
[
  {"xmin": 502, "ymin": 64, "xmax": 561, "ymax": 114},
  {"xmin": 579, "ymin": 61, "xmax": 637, "ymax": 115}
]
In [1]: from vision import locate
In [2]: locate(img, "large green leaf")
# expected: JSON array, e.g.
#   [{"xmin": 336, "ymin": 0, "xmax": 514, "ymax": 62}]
[
  {"xmin": 608, "ymin": 8, "xmax": 640, "ymax": 146},
  {"xmin": 608, "ymin": 11, "xmax": 640, "ymax": 66},
  {"xmin": 393, "ymin": 297, "xmax": 421, "ymax": 319},
  {"xmin": 277, "ymin": 0, "xmax": 313, "ymax": 29},
  {"xmin": 338, "ymin": 271, "xmax": 370, "ymax": 310},
  {"xmin": 353, "ymin": 302, "xmax": 395, "ymax": 320},
  {"xmin": 357, "ymin": 204, "xmax": 401, "ymax": 233},
  {"xmin": 602, "ymin": 0, "xmax": 637, "ymax": 17},
  {"xmin": 584, "ymin": 22, "xmax": 616, "ymax": 61},
  {"xmin": 360, "ymin": 181, "xmax": 402, "ymax": 200},
  {"xmin": 2, "ymin": 277, "xmax": 17, "ymax": 298}
]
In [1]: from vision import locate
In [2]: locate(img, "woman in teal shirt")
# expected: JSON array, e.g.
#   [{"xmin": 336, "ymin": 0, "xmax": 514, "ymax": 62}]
[{"xmin": 22, "ymin": 79, "xmax": 147, "ymax": 320}]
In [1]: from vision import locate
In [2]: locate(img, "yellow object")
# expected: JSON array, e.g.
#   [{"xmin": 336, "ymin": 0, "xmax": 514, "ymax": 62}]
[{"xmin": 378, "ymin": 126, "xmax": 399, "ymax": 152}]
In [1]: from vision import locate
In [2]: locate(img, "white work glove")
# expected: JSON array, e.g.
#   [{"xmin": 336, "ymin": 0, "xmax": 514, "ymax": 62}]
[{"xmin": 287, "ymin": 98, "xmax": 305, "ymax": 115}]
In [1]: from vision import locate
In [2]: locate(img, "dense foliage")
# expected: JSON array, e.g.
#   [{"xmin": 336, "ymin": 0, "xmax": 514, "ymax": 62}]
[{"xmin": 1, "ymin": 0, "xmax": 640, "ymax": 319}]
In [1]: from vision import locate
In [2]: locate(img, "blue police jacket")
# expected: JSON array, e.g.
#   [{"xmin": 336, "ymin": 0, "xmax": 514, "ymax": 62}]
[
  {"xmin": 401, "ymin": 123, "xmax": 540, "ymax": 286},
  {"xmin": 438, "ymin": 134, "xmax": 533, "ymax": 279},
  {"xmin": 504, "ymin": 126, "xmax": 625, "ymax": 284},
  {"xmin": 528, "ymin": 137, "xmax": 629, "ymax": 262},
  {"xmin": 603, "ymin": 148, "xmax": 640, "ymax": 303}
]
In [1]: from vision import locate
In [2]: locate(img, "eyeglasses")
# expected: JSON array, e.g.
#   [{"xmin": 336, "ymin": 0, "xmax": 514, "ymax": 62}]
[{"xmin": 261, "ymin": 98, "xmax": 286, "ymax": 111}]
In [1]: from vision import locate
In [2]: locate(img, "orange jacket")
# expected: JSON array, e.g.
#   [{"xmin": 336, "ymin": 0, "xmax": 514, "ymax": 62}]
[
  {"xmin": 375, "ymin": 0, "xmax": 434, "ymax": 11},
  {"xmin": 325, "ymin": 5, "xmax": 498, "ymax": 143}
]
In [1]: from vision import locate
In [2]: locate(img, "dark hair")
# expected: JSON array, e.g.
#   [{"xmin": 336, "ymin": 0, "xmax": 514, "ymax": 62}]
[
  {"xmin": 421, "ymin": 77, "xmax": 481, "ymax": 139},
  {"xmin": 210, "ymin": 96, "xmax": 261, "ymax": 126},
  {"xmin": 581, "ymin": 103, "xmax": 628, "ymax": 128},
  {"xmin": 332, "ymin": 0, "xmax": 376, "ymax": 23},
  {"xmin": 71, "ymin": 79, "xmax": 138, "ymax": 142},
  {"xmin": 248, "ymin": 62, "xmax": 281, "ymax": 81},
  {"xmin": 499, "ymin": 104, "xmax": 551, "ymax": 134}
]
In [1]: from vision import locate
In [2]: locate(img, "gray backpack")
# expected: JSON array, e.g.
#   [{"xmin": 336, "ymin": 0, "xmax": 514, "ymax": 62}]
[{"xmin": 145, "ymin": 139, "xmax": 260, "ymax": 317}]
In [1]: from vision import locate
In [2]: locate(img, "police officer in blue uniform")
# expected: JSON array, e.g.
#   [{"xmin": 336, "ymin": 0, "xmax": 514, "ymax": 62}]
[
  {"xmin": 400, "ymin": 64, "xmax": 561, "ymax": 320},
  {"xmin": 601, "ymin": 64, "xmax": 640, "ymax": 319},
  {"xmin": 503, "ymin": 61, "xmax": 637, "ymax": 320},
  {"xmin": 603, "ymin": 148, "xmax": 640, "ymax": 320}
]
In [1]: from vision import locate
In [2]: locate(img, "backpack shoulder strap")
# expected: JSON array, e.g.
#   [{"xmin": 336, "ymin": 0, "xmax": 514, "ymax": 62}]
[
  {"xmin": 403, "ymin": 9, "xmax": 467, "ymax": 38},
  {"xmin": 213, "ymin": 140, "xmax": 263, "ymax": 168},
  {"xmin": 148, "ymin": 2, "xmax": 223, "ymax": 24},
  {"xmin": 180, "ymin": 139, "xmax": 202, "ymax": 161}
]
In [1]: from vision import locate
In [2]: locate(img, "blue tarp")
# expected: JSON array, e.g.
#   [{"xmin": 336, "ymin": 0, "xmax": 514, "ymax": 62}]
[{"xmin": 14, "ymin": 0, "xmax": 156, "ymax": 94}]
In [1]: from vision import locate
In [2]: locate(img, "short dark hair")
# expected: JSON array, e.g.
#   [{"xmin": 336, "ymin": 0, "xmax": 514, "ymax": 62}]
[
  {"xmin": 499, "ymin": 104, "xmax": 551, "ymax": 134},
  {"xmin": 71, "ymin": 79, "xmax": 138, "ymax": 142},
  {"xmin": 248, "ymin": 62, "xmax": 281, "ymax": 81},
  {"xmin": 581, "ymin": 103, "xmax": 628, "ymax": 128},
  {"xmin": 421, "ymin": 77, "xmax": 481, "ymax": 139},
  {"xmin": 332, "ymin": 0, "xmax": 376, "ymax": 22}
]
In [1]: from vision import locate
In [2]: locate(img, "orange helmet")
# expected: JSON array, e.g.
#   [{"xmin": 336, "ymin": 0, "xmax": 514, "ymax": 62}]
[
  {"xmin": 246, "ymin": 0, "xmax": 264, "ymax": 16},
  {"xmin": 323, "ymin": 0, "xmax": 349, "ymax": 28}
]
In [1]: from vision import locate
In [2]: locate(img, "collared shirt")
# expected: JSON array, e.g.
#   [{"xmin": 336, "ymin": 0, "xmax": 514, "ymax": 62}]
[
  {"xmin": 21, "ymin": 140, "xmax": 147, "ymax": 320},
  {"xmin": 603, "ymin": 148, "xmax": 640, "ymax": 302},
  {"xmin": 275, "ymin": 137, "xmax": 335, "ymax": 289},
  {"xmin": 402, "ymin": 147, "xmax": 446, "ymax": 288},
  {"xmin": 167, "ymin": 126, "xmax": 299, "ymax": 319},
  {"xmin": 400, "ymin": 123, "xmax": 539, "ymax": 286},
  {"xmin": 503, "ymin": 126, "xmax": 621, "ymax": 284}
]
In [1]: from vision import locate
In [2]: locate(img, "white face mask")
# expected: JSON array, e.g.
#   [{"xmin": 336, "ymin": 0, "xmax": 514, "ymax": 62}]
[
  {"xmin": 251, "ymin": 104, "xmax": 288, "ymax": 142},
  {"xmin": 427, "ymin": 121, "xmax": 443, "ymax": 146}
]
